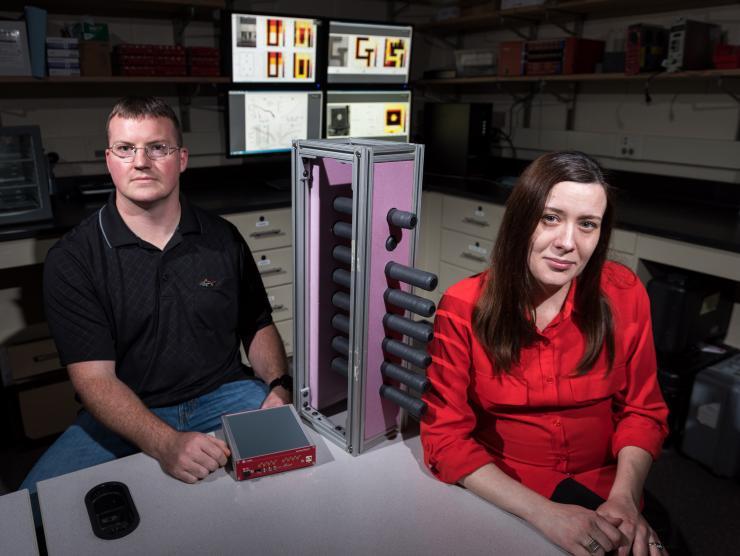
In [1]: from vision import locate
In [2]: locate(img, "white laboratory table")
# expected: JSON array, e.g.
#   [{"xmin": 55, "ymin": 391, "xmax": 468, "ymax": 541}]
[
  {"xmin": 0, "ymin": 488, "xmax": 39, "ymax": 556},
  {"xmin": 37, "ymin": 430, "xmax": 562, "ymax": 555}
]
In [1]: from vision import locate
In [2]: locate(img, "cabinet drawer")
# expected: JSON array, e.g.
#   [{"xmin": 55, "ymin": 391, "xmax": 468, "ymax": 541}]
[
  {"xmin": 225, "ymin": 208, "xmax": 292, "ymax": 251},
  {"xmin": 275, "ymin": 319, "xmax": 294, "ymax": 357},
  {"xmin": 440, "ymin": 229, "xmax": 493, "ymax": 273},
  {"xmin": 610, "ymin": 229, "xmax": 637, "ymax": 254},
  {"xmin": 438, "ymin": 261, "xmax": 476, "ymax": 295},
  {"xmin": 442, "ymin": 196, "xmax": 504, "ymax": 240},
  {"xmin": 254, "ymin": 246, "xmax": 293, "ymax": 288},
  {"xmin": 1, "ymin": 338, "xmax": 61, "ymax": 385},
  {"xmin": 266, "ymin": 284, "xmax": 293, "ymax": 323}
]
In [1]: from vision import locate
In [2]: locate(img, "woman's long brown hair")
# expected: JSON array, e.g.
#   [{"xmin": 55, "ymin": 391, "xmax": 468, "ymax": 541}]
[{"xmin": 472, "ymin": 151, "xmax": 615, "ymax": 375}]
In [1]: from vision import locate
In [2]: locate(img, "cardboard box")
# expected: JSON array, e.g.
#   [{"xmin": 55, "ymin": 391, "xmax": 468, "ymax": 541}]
[{"xmin": 80, "ymin": 41, "xmax": 111, "ymax": 76}]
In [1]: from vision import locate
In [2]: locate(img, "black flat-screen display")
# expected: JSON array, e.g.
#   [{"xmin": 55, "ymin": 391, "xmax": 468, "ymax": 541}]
[
  {"xmin": 325, "ymin": 91, "xmax": 410, "ymax": 141},
  {"xmin": 328, "ymin": 21, "xmax": 412, "ymax": 85},
  {"xmin": 228, "ymin": 90, "xmax": 323, "ymax": 155},
  {"xmin": 230, "ymin": 13, "xmax": 319, "ymax": 83}
]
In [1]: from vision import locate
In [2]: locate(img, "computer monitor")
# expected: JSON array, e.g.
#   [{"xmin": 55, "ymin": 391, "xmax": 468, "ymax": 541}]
[
  {"xmin": 230, "ymin": 13, "xmax": 319, "ymax": 83},
  {"xmin": 228, "ymin": 90, "xmax": 323, "ymax": 156},
  {"xmin": 328, "ymin": 21, "xmax": 412, "ymax": 85},
  {"xmin": 325, "ymin": 91, "xmax": 411, "ymax": 141}
]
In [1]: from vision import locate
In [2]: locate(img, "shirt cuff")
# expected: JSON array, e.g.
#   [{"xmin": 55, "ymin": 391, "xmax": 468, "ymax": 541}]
[
  {"xmin": 611, "ymin": 422, "xmax": 666, "ymax": 461},
  {"xmin": 423, "ymin": 438, "xmax": 496, "ymax": 485}
]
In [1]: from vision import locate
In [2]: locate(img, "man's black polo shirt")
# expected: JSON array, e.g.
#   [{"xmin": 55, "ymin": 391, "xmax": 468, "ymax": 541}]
[{"xmin": 43, "ymin": 193, "xmax": 273, "ymax": 408}]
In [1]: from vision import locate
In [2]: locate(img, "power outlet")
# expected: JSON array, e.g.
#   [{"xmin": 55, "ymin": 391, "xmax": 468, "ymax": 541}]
[{"xmin": 616, "ymin": 135, "xmax": 643, "ymax": 159}]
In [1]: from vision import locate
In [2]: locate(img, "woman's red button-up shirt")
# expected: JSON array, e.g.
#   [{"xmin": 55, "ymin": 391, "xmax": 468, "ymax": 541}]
[{"xmin": 420, "ymin": 262, "xmax": 669, "ymax": 500}]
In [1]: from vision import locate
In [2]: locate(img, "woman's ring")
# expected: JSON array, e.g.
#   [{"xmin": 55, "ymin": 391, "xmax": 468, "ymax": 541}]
[
  {"xmin": 586, "ymin": 537, "xmax": 602, "ymax": 553},
  {"xmin": 648, "ymin": 541, "xmax": 665, "ymax": 550}
]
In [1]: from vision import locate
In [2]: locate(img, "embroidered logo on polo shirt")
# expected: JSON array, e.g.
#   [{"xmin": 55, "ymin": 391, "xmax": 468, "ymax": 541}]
[{"xmin": 199, "ymin": 278, "xmax": 217, "ymax": 288}]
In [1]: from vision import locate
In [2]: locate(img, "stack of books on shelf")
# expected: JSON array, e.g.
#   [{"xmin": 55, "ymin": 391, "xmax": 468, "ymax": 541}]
[
  {"xmin": 187, "ymin": 47, "xmax": 220, "ymax": 76},
  {"xmin": 113, "ymin": 44, "xmax": 187, "ymax": 76},
  {"xmin": 46, "ymin": 37, "xmax": 80, "ymax": 76}
]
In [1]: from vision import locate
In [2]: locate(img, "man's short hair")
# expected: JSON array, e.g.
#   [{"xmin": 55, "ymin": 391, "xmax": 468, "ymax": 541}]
[{"xmin": 106, "ymin": 96, "xmax": 183, "ymax": 146}]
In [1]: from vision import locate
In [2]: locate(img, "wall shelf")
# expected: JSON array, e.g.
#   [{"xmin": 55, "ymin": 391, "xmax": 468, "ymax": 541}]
[
  {"xmin": 418, "ymin": 0, "xmax": 740, "ymax": 35},
  {"xmin": 1, "ymin": 0, "xmax": 224, "ymax": 20},
  {"xmin": 0, "ymin": 76, "xmax": 229, "ymax": 85},
  {"xmin": 416, "ymin": 68, "xmax": 740, "ymax": 87}
]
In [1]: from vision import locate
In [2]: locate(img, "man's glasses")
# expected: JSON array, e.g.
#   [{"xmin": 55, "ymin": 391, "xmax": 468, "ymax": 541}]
[{"xmin": 108, "ymin": 143, "xmax": 180, "ymax": 161}]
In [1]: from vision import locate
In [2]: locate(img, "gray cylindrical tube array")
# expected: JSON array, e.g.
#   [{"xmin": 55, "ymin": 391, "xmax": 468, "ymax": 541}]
[
  {"xmin": 332, "ymin": 268, "xmax": 351, "ymax": 289},
  {"xmin": 387, "ymin": 208, "xmax": 417, "ymax": 229},
  {"xmin": 333, "ymin": 196, "xmax": 353, "ymax": 215},
  {"xmin": 332, "ymin": 245, "xmax": 352, "ymax": 265},
  {"xmin": 380, "ymin": 385, "xmax": 427, "ymax": 419},
  {"xmin": 383, "ymin": 314, "xmax": 433, "ymax": 343},
  {"xmin": 332, "ymin": 221, "xmax": 352, "ymax": 240},
  {"xmin": 384, "ymin": 289, "xmax": 436, "ymax": 318},
  {"xmin": 332, "ymin": 335, "xmax": 349, "ymax": 357},
  {"xmin": 332, "ymin": 291, "xmax": 350, "ymax": 312},
  {"xmin": 382, "ymin": 338, "xmax": 432, "ymax": 368},
  {"xmin": 385, "ymin": 261, "xmax": 438, "ymax": 291},
  {"xmin": 331, "ymin": 357, "xmax": 349, "ymax": 377},
  {"xmin": 331, "ymin": 313, "xmax": 350, "ymax": 334},
  {"xmin": 381, "ymin": 361, "xmax": 430, "ymax": 393}
]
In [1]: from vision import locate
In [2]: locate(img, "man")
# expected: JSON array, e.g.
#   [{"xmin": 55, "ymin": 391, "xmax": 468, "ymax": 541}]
[{"xmin": 21, "ymin": 96, "xmax": 291, "ymax": 489}]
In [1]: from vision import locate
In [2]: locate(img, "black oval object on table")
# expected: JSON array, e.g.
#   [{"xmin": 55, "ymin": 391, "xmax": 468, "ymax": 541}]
[{"xmin": 84, "ymin": 481, "xmax": 140, "ymax": 540}]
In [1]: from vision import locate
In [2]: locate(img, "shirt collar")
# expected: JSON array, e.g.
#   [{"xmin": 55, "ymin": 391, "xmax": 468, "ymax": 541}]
[
  {"xmin": 542, "ymin": 277, "xmax": 578, "ymax": 331},
  {"xmin": 98, "ymin": 192, "xmax": 202, "ymax": 249}
]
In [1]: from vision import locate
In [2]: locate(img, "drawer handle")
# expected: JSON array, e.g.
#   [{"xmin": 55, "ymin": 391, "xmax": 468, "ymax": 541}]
[
  {"xmin": 462, "ymin": 217, "xmax": 489, "ymax": 227},
  {"xmin": 461, "ymin": 252, "xmax": 487, "ymax": 263},
  {"xmin": 32, "ymin": 352, "xmax": 58, "ymax": 363},
  {"xmin": 250, "ymin": 229, "xmax": 283, "ymax": 238},
  {"xmin": 259, "ymin": 267, "xmax": 284, "ymax": 276},
  {"xmin": 271, "ymin": 304, "xmax": 287, "ymax": 311}
]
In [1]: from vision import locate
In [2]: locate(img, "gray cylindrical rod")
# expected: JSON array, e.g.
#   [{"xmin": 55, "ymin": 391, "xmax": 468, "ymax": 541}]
[
  {"xmin": 384, "ymin": 289, "xmax": 436, "ymax": 318},
  {"xmin": 332, "ymin": 268, "xmax": 351, "ymax": 289},
  {"xmin": 331, "ymin": 313, "xmax": 350, "ymax": 334},
  {"xmin": 332, "ymin": 221, "xmax": 352, "ymax": 239},
  {"xmin": 383, "ymin": 314, "xmax": 433, "ymax": 343},
  {"xmin": 385, "ymin": 262, "xmax": 438, "ymax": 291},
  {"xmin": 332, "ymin": 291, "xmax": 350, "ymax": 312},
  {"xmin": 332, "ymin": 245, "xmax": 352, "ymax": 265},
  {"xmin": 387, "ymin": 208, "xmax": 417, "ymax": 229},
  {"xmin": 331, "ymin": 357, "xmax": 348, "ymax": 377},
  {"xmin": 333, "ymin": 196, "xmax": 353, "ymax": 215},
  {"xmin": 380, "ymin": 385, "xmax": 427, "ymax": 419},
  {"xmin": 382, "ymin": 338, "xmax": 432, "ymax": 368},
  {"xmin": 331, "ymin": 335, "xmax": 349, "ymax": 357},
  {"xmin": 381, "ymin": 361, "xmax": 430, "ymax": 393}
]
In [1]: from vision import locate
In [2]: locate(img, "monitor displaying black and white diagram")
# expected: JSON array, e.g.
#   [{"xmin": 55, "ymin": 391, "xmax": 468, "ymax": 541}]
[
  {"xmin": 328, "ymin": 21, "xmax": 412, "ymax": 85},
  {"xmin": 230, "ymin": 13, "xmax": 319, "ymax": 83},
  {"xmin": 228, "ymin": 90, "xmax": 323, "ymax": 156},
  {"xmin": 325, "ymin": 91, "xmax": 410, "ymax": 142}
]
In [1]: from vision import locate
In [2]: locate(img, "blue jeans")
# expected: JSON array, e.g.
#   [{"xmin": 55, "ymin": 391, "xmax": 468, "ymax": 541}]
[{"xmin": 20, "ymin": 378, "xmax": 268, "ymax": 495}]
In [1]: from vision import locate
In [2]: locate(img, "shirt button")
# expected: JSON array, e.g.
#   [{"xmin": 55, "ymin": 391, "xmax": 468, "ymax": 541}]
[
  {"xmin": 553, "ymin": 420, "xmax": 561, "ymax": 427},
  {"xmin": 546, "ymin": 377, "xmax": 554, "ymax": 384}
]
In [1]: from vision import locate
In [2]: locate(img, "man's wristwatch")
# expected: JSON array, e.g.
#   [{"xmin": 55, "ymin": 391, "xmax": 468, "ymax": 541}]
[{"xmin": 268, "ymin": 374, "xmax": 293, "ymax": 393}]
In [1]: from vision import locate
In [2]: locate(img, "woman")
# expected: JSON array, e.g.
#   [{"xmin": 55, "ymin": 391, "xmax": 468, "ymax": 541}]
[{"xmin": 421, "ymin": 151, "xmax": 670, "ymax": 555}]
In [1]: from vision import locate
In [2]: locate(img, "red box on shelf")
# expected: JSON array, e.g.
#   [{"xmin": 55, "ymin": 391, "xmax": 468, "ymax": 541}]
[
  {"xmin": 525, "ymin": 37, "xmax": 605, "ymax": 75},
  {"xmin": 713, "ymin": 44, "xmax": 740, "ymax": 69},
  {"xmin": 498, "ymin": 41, "xmax": 525, "ymax": 76}
]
